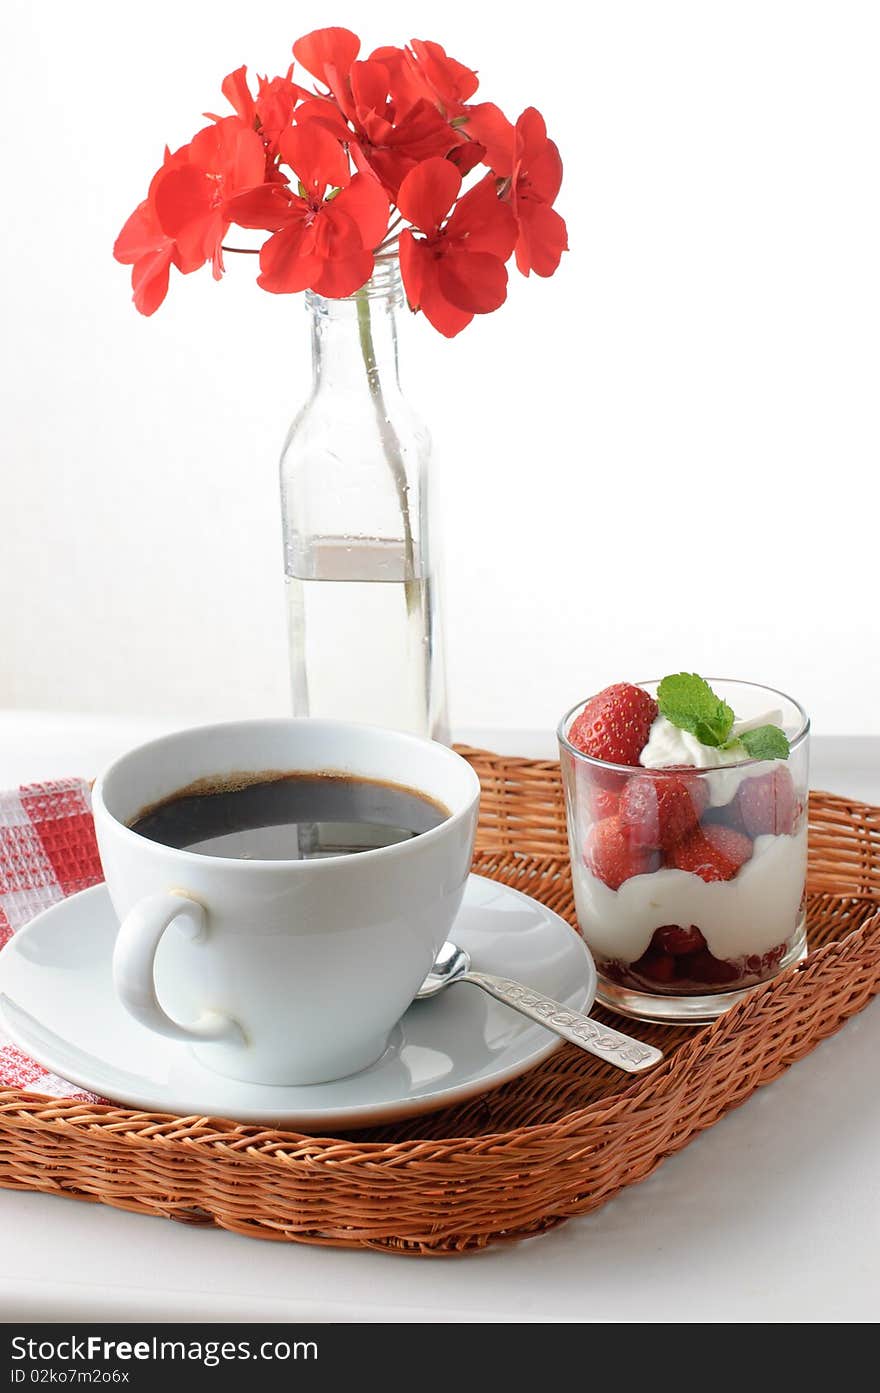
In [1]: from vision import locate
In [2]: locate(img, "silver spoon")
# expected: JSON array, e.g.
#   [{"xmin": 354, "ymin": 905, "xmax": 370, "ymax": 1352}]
[{"xmin": 417, "ymin": 941, "xmax": 662, "ymax": 1074}]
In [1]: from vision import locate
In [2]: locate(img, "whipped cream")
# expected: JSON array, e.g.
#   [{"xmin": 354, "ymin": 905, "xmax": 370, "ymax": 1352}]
[
  {"xmin": 639, "ymin": 708, "xmax": 785, "ymax": 806},
  {"xmin": 571, "ymin": 824, "xmax": 807, "ymax": 964}
]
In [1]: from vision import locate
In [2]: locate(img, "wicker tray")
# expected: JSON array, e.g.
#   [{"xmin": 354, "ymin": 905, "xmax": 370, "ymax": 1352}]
[{"xmin": 1, "ymin": 747, "xmax": 878, "ymax": 1256}]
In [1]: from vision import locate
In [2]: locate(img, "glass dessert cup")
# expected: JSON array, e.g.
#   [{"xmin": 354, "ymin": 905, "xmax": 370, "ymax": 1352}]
[{"xmin": 558, "ymin": 679, "xmax": 810, "ymax": 1024}]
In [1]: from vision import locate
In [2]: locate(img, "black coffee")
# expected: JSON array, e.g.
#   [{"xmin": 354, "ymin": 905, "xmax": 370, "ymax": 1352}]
[{"xmin": 128, "ymin": 771, "xmax": 449, "ymax": 860}]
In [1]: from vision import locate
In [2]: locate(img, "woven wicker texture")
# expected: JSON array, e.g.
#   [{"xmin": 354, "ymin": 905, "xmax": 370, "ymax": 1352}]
[{"xmin": 1, "ymin": 747, "xmax": 878, "ymax": 1255}]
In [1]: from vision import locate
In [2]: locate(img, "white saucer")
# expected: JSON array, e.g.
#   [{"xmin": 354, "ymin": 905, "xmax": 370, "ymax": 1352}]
[{"xmin": 0, "ymin": 875, "xmax": 595, "ymax": 1132}]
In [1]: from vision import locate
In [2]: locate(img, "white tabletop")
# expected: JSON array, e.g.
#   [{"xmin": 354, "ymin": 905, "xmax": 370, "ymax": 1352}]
[{"xmin": 0, "ymin": 712, "xmax": 878, "ymax": 1323}]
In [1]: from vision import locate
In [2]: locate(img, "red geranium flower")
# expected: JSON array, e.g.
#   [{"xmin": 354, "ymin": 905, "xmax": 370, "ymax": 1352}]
[
  {"xmin": 509, "ymin": 108, "xmax": 567, "ymax": 277},
  {"xmin": 216, "ymin": 66, "xmax": 308, "ymax": 158},
  {"xmin": 397, "ymin": 158, "xmax": 517, "ymax": 337},
  {"xmin": 294, "ymin": 28, "xmax": 465, "ymax": 198},
  {"xmin": 152, "ymin": 116, "xmax": 266, "ymax": 279},
  {"xmin": 465, "ymin": 103, "xmax": 568, "ymax": 277},
  {"xmin": 113, "ymin": 144, "xmax": 194, "ymax": 315},
  {"xmin": 347, "ymin": 61, "xmax": 466, "ymax": 196},
  {"xmin": 466, "ymin": 104, "xmax": 567, "ymax": 277},
  {"xmin": 115, "ymin": 27, "xmax": 567, "ymax": 328},
  {"xmin": 225, "ymin": 121, "xmax": 389, "ymax": 297},
  {"xmin": 114, "ymin": 117, "xmax": 267, "ymax": 314},
  {"xmin": 369, "ymin": 40, "xmax": 478, "ymax": 119},
  {"xmin": 113, "ymin": 167, "xmax": 178, "ymax": 317}
]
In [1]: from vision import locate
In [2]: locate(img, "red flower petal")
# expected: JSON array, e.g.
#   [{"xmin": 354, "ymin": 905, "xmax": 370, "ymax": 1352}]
[
  {"xmin": 294, "ymin": 97, "xmax": 353, "ymax": 141},
  {"xmin": 355, "ymin": 109, "xmax": 395, "ymax": 150},
  {"xmin": 221, "ymin": 66, "xmax": 255, "ymax": 125},
  {"xmin": 153, "ymin": 164, "xmax": 216, "ymax": 270},
  {"xmin": 461, "ymin": 102, "xmax": 514, "ymax": 175},
  {"xmin": 447, "ymin": 140, "xmax": 486, "ymax": 177},
  {"xmin": 396, "ymin": 156, "xmax": 460, "ymax": 232},
  {"xmin": 332, "ymin": 173, "xmax": 390, "ymax": 249},
  {"xmin": 408, "ymin": 39, "xmax": 479, "ymax": 109},
  {"xmin": 524, "ymin": 140, "xmax": 563, "ymax": 205},
  {"xmin": 208, "ymin": 218, "xmax": 227, "ymax": 279},
  {"xmin": 293, "ymin": 27, "xmax": 361, "ymax": 86},
  {"xmin": 514, "ymin": 107, "xmax": 548, "ymax": 159},
  {"xmin": 189, "ymin": 117, "xmax": 265, "ymax": 190},
  {"xmin": 399, "ymin": 227, "xmax": 428, "ymax": 308},
  {"xmin": 255, "ymin": 74, "xmax": 307, "ymax": 146},
  {"xmin": 514, "ymin": 201, "xmax": 568, "ymax": 277},
  {"xmin": 515, "ymin": 108, "xmax": 563, "ymax": 205},
  {"xmin": 369, "ymin": 45, "xmax": 429, "ymax": 115},
  {"xmin": 153, "ymin": 164, "xmax": 210, "ymax": 236},
  {"xmin": 131, "ymin": 248, "xmax": 173, "ymax": 316},
  {"xmin": 446, "ymin": 175, "xmax": 517, "ymax": 259},
  {"xmin": 279, "ymin": 122, "xmax": 350, "ymax": 195},
  {"xmin": 225, "ymin": 182, "xmax": 300, "ymax": 231},
  {"xmin": 399, "ymin": 232, "xmax": 473, "ymax": 337},
  {"xmin": 437, "ymin": 246, "xmax": 509, "ymax": 313},
  {"xmin": 257, "ymin": 223, "xmax": 322, "ymax": 293},
  {"xmin": 384, "ymin": 99, "xmax": 462, "ymax": 160},
  {"xmin": 355, "ymin": 147, "xmax": 411, "ymax": 199},
  {"xmin": 311, "ymin": 250, "xmax": 375, "ymax": 298},
  {"xmin": 312, "ymin": 203, "xmax": 363, "ymax": 260},
  {"xmin": 350, "ymin": 59, "xmax": 392, "ymax": 117},
  {"xmin": 153, "ymin": 122, "xmax": 263, "ymax": 277},
  {"xmin": 114, "ymin": 200, "xmax": 165, "ymax": 264},
  {"xmin": 418, "ymin": 270, "xmax": 474, "ymax": 337}
]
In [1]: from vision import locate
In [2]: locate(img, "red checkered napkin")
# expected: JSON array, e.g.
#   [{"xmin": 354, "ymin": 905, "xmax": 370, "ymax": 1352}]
[{"xmin": 0, "ymin": 779, "xmax": 105, "ymax": 1102}]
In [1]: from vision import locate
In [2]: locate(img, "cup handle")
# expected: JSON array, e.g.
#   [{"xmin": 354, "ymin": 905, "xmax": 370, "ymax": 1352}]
[{"xmin": 112, "ymin": 891, "xmax": 242, "ymax": 1045}]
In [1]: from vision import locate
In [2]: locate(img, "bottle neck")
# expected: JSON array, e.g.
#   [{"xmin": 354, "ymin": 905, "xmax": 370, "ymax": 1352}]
[{"xmin": 305, "ymin": 257, "xmax": 404, "ymax": 397}]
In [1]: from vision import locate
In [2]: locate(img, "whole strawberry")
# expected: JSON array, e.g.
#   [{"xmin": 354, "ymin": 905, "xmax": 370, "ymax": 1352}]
[
  {"xmin": 618, "ymin": 773, "xmax": 708, "ymax": 851},
  {"xmin": 667, "ymin": 824, "xmax": 753, "ymax": 883},
  {"xmin": 735, "ymin": 766, "xmax": 798, "ymax": 838},
  {"xmin": 584, "ymin": 816, "xmax": 660, "ymax": 891},
  {"xmin": 589, "ymin": 785, "xmax": 622, "ymax": 821},
  {"xmin": 574, "ymin": 762, "xmax": 625, "ymax": 821},
  {"xmin": 568, "ymin": 683, "xmax": 658, "ymax": 767}
]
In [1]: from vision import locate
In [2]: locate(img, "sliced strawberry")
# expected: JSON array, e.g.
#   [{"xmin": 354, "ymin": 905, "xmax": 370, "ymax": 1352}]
[
  {"xmin": 682, "ymin": 949, "xmax": 740, "ymax": 985},
  {"xmin": 583, "ymin": 816, "xmax": 660, "ymax": 890},
  {"xmin": 735, "ymin": 766, "xmax": 797, "ymax": 838},
  {"xmin": 596, "ymin": 957, "xmax": 626, "ymax": 984},
  {"xmin": 568, "ymin": 683, "xmax": 658, "ymax": 768},
  {"xmin": 667, "ymin": 824, "xmax": 753, "ymax": 882},
  {"xmin": 651, "ymin": 924, "xmax": 707, "ymax": 956},
  {"xmin": 588, "ymin": 783, "xmax": 622, "ymax": 821},
  {"xmin": 619, "ymin": 773, "xmax": 708, "ymax": 851},
  {"xmin": 631, "ymin": 947, "xmax": 676, "ymax": 984},
  {"xmin": 744, "ymin": 949, "xmax": 785, "ymax": 977}
]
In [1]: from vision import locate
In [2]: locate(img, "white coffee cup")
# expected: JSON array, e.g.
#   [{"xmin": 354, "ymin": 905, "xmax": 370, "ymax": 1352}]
[{"xmin": 92, "ymin": 719, "xmax": 480, "ymax": 1086}]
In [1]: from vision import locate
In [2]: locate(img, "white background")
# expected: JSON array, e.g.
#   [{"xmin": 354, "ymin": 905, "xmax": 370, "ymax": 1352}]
[{"xmin": 1, "ymin": 1, "xmax": 878, "ymax": 735}]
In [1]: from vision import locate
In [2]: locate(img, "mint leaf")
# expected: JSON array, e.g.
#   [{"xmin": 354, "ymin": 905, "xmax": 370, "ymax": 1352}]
[
  {"xmin": 737, "ymin": 725, "xmax": 790, "ymax": 761},
  {"xmin": 657, "ymin": 673, "xmax": 735, "ymax": 748}
]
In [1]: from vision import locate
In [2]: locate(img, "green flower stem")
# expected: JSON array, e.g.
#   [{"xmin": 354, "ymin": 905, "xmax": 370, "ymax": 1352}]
[{"xmin": 355, "ymin": 287, "xmax": 418, "ymax": 609}]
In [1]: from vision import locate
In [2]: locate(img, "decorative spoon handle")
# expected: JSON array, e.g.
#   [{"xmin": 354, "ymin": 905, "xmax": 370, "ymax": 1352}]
[{"xmin": 462, "ymin": 970, "xmax": 663, "ymax": 1073}]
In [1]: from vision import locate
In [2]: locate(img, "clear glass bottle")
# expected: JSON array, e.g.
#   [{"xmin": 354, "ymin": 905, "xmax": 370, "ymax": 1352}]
[{"xmin": 282, "ymin": 256, "xmax": 448, "ymax": 744}]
